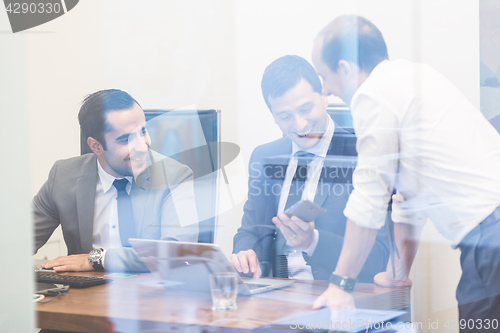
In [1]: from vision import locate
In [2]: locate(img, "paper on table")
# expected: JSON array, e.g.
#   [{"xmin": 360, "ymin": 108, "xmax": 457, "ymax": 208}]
[{"xmin": 267, "ymin": 307, "xmax": 406, "ymax": 333}]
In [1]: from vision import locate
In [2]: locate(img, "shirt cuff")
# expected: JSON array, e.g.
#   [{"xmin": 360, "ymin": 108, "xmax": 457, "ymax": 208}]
[
  {"xmin": 391, "ymin": 195, "xmax": 428, "ymax": 226},
  {"xmin": 344, "ymin": 190, "xmax": 388, "ymax": 229},
  {"xmin": 303, "ymin": 229, "xmax": 319, "ymax": 256}
]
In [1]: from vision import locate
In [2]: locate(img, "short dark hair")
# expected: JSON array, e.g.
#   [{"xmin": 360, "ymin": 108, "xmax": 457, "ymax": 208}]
[
  {"xmin": 261, "ymin": 55, "xmax": 322, "ymax": 111},
  {"xmin": 78, "ymin": 89, "xmax": 140, "ymax": 149},
  {"xmin": 318, "ymin": 15, "xmax": 388, "ymax": 73}
]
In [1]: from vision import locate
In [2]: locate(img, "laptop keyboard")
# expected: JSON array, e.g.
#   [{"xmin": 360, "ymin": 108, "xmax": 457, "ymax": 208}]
[
  {"xmin": 245, "ymin": 283, "xmax": 271, "ymax": 290},
  {"xmin": 36, "ymin": 272, "xmax": 111, "ymax": 288}
]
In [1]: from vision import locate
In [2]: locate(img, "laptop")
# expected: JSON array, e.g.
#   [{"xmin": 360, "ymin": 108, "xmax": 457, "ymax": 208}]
[{"xmin": 129, "ymin": 238, "xmax": 294, "ymax": 295}]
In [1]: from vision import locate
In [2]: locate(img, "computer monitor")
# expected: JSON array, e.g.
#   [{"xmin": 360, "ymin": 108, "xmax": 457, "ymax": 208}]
[{"xmin": 145, "ymin": 110, "xmax": 220, "ymax": 244}]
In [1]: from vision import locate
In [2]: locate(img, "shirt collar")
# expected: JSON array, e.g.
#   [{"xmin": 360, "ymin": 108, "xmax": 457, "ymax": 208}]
[
  {"xmin": 97, "ymin": 160, "xmax": 133, "ymax": 193},
  {"xmin": 292, "ymin": 115, "xmax": 335, "ymax": 158}
]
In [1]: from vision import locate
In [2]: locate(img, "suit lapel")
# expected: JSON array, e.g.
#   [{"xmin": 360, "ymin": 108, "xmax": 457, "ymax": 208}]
[
  {"xmin": 313, "ymin": 183, "xmax": 329, "ymax": 208},
  {"xmin": 273, "ymin": 138, "xmax": 292, "ymax": 214},
  {"xmin": 76, "ymin": 157, "xmax": 98, "ymax": 253},
  {"xmin": 131, "ymin": 175, "xmax": 151, "ymax": 236},
  {"xmin": 314, "ymin": 125, "xmax": 355, "ymax": 207}
]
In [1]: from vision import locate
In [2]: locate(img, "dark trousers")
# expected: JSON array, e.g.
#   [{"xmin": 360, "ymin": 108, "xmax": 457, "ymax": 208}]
[{"xmin": 457, "ymin": 207, "xmax": 500, "ymax": 333}]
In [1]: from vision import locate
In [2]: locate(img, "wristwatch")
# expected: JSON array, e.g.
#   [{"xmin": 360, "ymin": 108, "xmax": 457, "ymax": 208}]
[
  {"xmin": 329, "ymin": 273, "xmax": 358, "ymax": 293},
  {"xmin": 88, "ymin": 248, "xmax": 104, "ymax": 271}
]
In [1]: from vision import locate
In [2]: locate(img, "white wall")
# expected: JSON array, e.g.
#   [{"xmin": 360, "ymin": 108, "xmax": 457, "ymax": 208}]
[
  {"xmin": 0, "ymin": 10, "xmax": 34, "ymax": 332},
  {"xmin": 2, "ymin": 1, "xmax": 480, "ymax": 331}
]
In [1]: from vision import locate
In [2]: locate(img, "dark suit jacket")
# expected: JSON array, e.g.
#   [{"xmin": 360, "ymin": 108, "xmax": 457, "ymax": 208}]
[
  {"xmin": 232, "ymin": 126, "xmax": 390, "ymax": 282},
  {"xmin": 33, "ymin": 150, "xmax": 199, "ymax": 272}
]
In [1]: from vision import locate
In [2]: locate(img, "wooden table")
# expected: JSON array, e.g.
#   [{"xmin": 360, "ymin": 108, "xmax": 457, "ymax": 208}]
[{"xmin": 36, "ymin": 272, "xmax": 410, "ymax": 332}]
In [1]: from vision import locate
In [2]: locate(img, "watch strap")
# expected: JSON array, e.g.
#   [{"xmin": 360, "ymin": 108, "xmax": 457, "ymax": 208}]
[
  {"xmin": 89, "ymin": 248, "xmax": 104, "ymax": 272},
  {"xmin": 329, "ymin": 273, "xmax": 358, "ymax": 293},
  {"xmin": 92, "ymin": 260, "xmax": 104, "ymax": 272}
]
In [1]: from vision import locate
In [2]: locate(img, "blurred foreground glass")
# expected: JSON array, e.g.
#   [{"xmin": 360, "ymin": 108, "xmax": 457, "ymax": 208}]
[{"xmin": 209, "ymin": 272, "xmax": 238, "ymax": 311}]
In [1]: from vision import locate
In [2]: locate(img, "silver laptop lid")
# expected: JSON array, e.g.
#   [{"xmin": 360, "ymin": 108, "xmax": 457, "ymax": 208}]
[
  {"xmin": 129, "ymin": 239, "xmax": 250, "ymax": 293},
  {"xmin": 130, "ymin": 239, "xmax": 295, "ymax": 294}
]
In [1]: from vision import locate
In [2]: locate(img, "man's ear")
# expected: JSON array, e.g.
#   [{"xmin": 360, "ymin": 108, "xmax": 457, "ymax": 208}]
[
  {"xmin": 337, "ymin": 60, "xmax": 353, "ymax": 78},
  {"xmin": 87, "ymin": 137, "xmax": 104, "ymax": 156}
]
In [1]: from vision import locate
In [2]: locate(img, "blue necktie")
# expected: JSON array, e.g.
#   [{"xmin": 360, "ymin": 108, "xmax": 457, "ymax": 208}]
[{"xmin": 113, "ymin": 179, "xmax": 136, "ymax": 247}]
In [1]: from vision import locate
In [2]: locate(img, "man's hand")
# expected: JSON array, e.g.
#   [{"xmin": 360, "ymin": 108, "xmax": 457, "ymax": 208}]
[
  {"xmin": 41, "ymin": 254, "xmax": 93, "ymax": 272},
  {"xmin": 272, "ymin": 213, "xmax": 315, "ymax": 250},
  {"xmin": 230, "ymin": 249, "xmax": 262, "ymax": 278},
  {"xmin": 374, "ymin": 271, "xmax": 412, "ymax": 288},
  {"xmin": 312, "ymin": 283, "xmax": 355, "ymax": 310}
]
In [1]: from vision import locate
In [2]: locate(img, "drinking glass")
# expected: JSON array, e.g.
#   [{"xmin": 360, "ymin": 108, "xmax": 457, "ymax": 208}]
[{"xmin": 209, "ymin": 272, "xmax": 238, "ymax": 311}]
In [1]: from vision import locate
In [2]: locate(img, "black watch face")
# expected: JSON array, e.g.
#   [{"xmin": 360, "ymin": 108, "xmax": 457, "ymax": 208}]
[{"xmin": 330, "ymin": 274, "xmax": 357, "ymax": 293}]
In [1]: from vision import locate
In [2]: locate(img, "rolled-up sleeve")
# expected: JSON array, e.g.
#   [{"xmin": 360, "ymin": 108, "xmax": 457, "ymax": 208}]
[{"xmin": 343, "ymin": 93, "xmax": 400, "ymax": 229}]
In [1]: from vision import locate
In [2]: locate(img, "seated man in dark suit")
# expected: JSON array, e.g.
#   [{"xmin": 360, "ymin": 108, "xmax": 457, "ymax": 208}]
[
  {"xmin": 35, "ymin": 89, "xmax": 199, "ymax": 272},
  {"xmin": 231, "ymin": 55, "xmax": 389, "ymax": 281}
]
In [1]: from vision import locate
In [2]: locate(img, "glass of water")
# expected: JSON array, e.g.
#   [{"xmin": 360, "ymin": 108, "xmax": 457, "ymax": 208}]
[{"xmin": 209, "ymin": 272, "xmax": 238, "ymax": 311}]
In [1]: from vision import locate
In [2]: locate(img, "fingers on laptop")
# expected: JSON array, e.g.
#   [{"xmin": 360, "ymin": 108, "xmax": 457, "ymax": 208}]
[{"xmin": 230, "ymin": 250, "xmax": 261, "ymax": 278}]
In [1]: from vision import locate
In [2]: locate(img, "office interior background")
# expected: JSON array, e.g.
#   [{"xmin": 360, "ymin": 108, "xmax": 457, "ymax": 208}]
[{"xmin": 1, "ymin": 0, "xmax": 494, "ymax": 331}]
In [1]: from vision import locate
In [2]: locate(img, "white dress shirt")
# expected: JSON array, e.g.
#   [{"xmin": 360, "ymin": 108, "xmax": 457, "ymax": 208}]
[
  {"xmin": 344, "ymin": 59, "xmax": 500, "ymax": 247},
  {"xmin": 92, "ymin": 160, "xmax": 133, "ymax": 267},
  {"xmin": 277, "ymin": 115, "xmax": 335, "ymax": 279}
]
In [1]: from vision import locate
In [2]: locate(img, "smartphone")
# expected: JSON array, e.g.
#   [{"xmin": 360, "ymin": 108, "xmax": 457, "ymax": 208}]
[{"xmin": 283, "ymin": 199, "xmax": 326, "ymax": 222}]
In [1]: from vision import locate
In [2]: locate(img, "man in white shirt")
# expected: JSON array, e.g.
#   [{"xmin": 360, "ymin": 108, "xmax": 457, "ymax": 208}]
[
  {"xmin": 231, "ymin": 55, "xmax": 389, "ymax": 282},
  {"xmin": 311, "ymin": 15, "xmax": 500, "ymax": 328},
  {"xmin": 35, "ymin": 89, "xmax": 199, "ymax": 272}
]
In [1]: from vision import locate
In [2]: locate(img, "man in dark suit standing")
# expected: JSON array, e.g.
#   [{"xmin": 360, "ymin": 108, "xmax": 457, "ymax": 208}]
[{"xmin": 231, "ymin": 55, "xmax": 389, "ymax": 281}]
